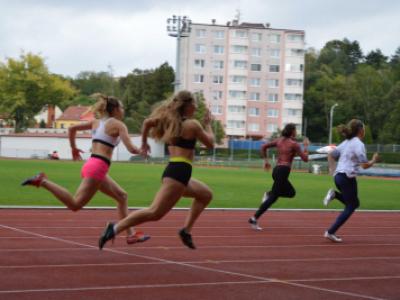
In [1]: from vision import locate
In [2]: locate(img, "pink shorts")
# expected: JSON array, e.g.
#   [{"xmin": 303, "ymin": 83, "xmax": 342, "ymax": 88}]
[{"xmin": 81, "ymin": 156, "xmax": 110, "ymax": 181}]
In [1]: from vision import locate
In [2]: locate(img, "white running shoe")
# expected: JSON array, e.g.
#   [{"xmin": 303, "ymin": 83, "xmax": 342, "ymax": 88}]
[
  {"xmin": 323, "ymin": 188, "xmax": 336, "ymax": 206},
  {"xmin": 248, "ymin": 217, "xmax": 262, "ymax": 231},
  {"xmin": 324, "ymin": 231, "xmax": 342, "ymax": 243}
]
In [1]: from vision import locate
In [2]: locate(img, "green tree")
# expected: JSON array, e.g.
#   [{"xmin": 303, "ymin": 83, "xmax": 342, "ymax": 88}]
[
  {"xmin": 365, "ymin": 49, "xmax": 388, "ymax": 69},
  {"xmin": 0, "ymin": 52, "xmax": 76, "ymax": 131}
]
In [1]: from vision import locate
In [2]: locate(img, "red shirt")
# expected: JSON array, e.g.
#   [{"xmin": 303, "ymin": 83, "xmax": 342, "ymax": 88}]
[{"xmin": 261, "ymin": 137, "xmax": 308, "ymax": 167}]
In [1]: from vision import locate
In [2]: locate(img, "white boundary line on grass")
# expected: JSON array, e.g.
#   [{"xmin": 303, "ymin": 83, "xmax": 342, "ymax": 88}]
[
  {"xmin": 0, "ymin": 224, "xmax": 388, "ymax": 300},
  {"xmin": 1, "ymin": 205, "xmax": 400, "ymax": 212}
]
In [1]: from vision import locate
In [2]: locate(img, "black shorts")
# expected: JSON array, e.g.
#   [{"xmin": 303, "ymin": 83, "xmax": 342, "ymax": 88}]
[{"xmin": 162, "ymin": 162, "xmax": 192, "ymax": 186}]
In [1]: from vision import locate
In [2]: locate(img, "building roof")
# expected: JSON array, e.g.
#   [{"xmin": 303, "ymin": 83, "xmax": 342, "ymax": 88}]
[{"xmin": 57, "ymin": 106, "xmax": 94, "ymax": 121}]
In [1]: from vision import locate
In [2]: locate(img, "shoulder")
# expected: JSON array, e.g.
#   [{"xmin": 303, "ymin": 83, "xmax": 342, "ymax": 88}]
[{"xmin": 183, "ymin": 119, "xmax": 202, "ymax": 131}]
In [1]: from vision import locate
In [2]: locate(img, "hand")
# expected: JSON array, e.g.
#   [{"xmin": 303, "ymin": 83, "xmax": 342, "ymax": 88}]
[
  {"xmin": 140, "ymin": 143, "xmax": 151, "ymax": 158},
  {"xmin": 71, "ymin": 148, "xmax": 84, "ymax": 161},
  {"xmin": 303, "ymin": 137, "xmax": 310, "ymax": 147},
  {"xmin": 263, "ymin": 160, "xmax": 271, "ymax": 171},
  {"xmin": 372, "ymin": 152, "xmax": 379, "ymax": 163},
  {"xmin": 203, "ymin": 108, "xmax": 212, "ymax": 126}
]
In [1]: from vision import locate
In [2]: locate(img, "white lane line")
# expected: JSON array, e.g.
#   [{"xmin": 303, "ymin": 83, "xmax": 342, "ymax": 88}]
[
  {"xmin": 6, "ymin": 226, "xmax": 400, "ymax": 229},
  {"xmin": 0, "ymin": 224, "xmax": 385, "ymax": 300},
  {"xmin": 292, "ymin": 275, "xmax": 400, "ymax": 283},
  {"xmin": 1, "ymin": 243, "xmax": 400, "ymax": 252},
  {"xmin": 2, "ymin": 234, "xmax": 400, "ymax": 239},
  {"xmin": 1, "ymin": 256, "xmax": 400, "ymax": 269}
]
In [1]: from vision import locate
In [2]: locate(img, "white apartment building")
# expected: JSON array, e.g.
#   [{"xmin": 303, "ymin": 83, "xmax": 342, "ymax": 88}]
[{"xmin": 179, "ymin": 20, "xmax": 305, "ymax": 138}]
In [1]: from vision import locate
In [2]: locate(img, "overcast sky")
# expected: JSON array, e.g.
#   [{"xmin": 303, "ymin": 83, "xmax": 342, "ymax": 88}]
[{"xmin": 1, "ymin": 0, "xmax": 399, "ymax": 77}]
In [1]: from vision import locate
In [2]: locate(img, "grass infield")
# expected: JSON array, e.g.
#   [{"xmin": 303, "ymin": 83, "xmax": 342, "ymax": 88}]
[{"xmin": 2, "ymin": 159, "xmax": 399, "ymax": 210}]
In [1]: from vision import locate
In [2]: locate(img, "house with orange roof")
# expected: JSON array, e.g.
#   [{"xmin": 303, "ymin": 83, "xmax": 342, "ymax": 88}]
[{"xmin": 54, "ymin": 106, "xmax": 95, "ymax": 129}]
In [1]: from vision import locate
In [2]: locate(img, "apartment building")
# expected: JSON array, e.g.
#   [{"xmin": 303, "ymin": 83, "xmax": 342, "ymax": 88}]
[{"xmin": 179, "ymin": 19, "xmax": 305, "ymax": 138}]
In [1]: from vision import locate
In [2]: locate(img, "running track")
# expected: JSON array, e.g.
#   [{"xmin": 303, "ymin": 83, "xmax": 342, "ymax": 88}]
[{"xmin": 0, "ymin": 209, "xmax": 399, "ymax": 300}]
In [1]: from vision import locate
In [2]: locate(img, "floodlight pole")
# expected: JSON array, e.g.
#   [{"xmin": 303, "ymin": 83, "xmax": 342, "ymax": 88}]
[
  {"xmin": 167, "ymin": 15, "xmax": 192, "ymax": 92},
  {"xmin": 329, "ymin": 103, "xmax": 339, "ymax": 144}
]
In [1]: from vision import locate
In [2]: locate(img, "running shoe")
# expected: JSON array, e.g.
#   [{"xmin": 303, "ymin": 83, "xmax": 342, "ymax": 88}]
[
  {"xmin": 248, "ymin": 217, "xmax": 262, "ymax": 231},
  {"xmin": 21, "ymin": 172, "xmax": 47, "ymax": 188},
  {"xmin": 126, "ymin": 231, "xmax": 151, "ymax": 245},
  {"xmin": 324, "ymin": 231, "xmax": 342, "ymax": 243},
  {"xmin": 178, "ymin": 228, "xmax": 196, "ymax": 249},
  {"xmin": 99, "ymin": 222, "xmax": 115, "ymax": 250},
  {"xmin": 323, "ymin": 188, "xmax": 336, "ymax": 206}
]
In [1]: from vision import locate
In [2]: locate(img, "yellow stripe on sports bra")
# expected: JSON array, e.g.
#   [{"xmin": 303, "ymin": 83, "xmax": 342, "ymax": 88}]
[{"xmin": 170, "ymin": 156, "xmax": 193, "ymax": 165}]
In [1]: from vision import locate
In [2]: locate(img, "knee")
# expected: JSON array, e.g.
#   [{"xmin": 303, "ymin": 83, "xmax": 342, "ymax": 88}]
[
  {"xmin": 117, "ymin": 191, "xmax": 128, "ymax": 204},
  {"xmin": 202, "ymin": 190, "xmax": 213, "ymax": 204},
  {"xmin": 70, "ymin": 204, "xmax": 82, "ymax": 212},
  {"xmin": 288, "ymin": 190, "xmax": 296, "ymax": 198},
  {"xmin": 147, "ymin": 207, "xmax": 165, "ymax": 221}
]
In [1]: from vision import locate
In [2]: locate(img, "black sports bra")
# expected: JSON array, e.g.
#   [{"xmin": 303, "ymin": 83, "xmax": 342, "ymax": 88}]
[{"xmin": 172, "ymin": 137, "xmax": 196, "ymax": 149}]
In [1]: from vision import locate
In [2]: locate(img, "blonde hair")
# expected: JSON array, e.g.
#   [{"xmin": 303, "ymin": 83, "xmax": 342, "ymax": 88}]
[
  {"xmin": 337, "ymin": 119, "xmax": 364, "ymax": 140},
  {"xmin": 148, "ymin": 90, "xmax": 195, "ymax": 143},
  {"xmin": 91, "ymin": 93, "xmax": 121, "ymax": 118}
]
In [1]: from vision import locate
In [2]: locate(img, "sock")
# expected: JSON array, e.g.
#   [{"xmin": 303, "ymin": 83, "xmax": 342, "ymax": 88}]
[{"xmin": 113, "ymin": 224, "xmax": 118, "ymax": 234}]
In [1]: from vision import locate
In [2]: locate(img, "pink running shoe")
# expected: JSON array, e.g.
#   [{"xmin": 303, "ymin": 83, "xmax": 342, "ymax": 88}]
[
  {"xmin": 21, "ymin": 172, "xmax": 47, "ymax": 188},
  {"xmin": 126, "ymin": 231, "xmax": 151, "ymax": 245}
]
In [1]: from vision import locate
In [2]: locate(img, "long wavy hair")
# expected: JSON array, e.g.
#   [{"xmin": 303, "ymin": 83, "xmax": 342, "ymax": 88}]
[
  {"xmin": 91, "ymin": 93, "xmax": 121, "ymax": 118},
  {"xmin": 337, "ymin": 119, "xmax": 364, "ymax": 140},
  {"xmin": 148, "ymin": 90, "xmax": 195, "ymax": 143}
]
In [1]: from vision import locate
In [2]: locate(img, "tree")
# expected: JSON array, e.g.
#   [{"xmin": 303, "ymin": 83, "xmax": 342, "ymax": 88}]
[
  {"xmin": 72, "ymin": 71, "xmax": 117, "ymax": 97},
  {"xmin": 365, "ymin": 49, "xmax": 388, "ymax": 69},
  {"xmin": 0, "ymin": 52, "xmax": 76, "ymax": 131}
]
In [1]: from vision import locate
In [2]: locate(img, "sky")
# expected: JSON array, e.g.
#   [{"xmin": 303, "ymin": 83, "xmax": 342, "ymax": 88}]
[{"xmin": 1, "ymin": 0, "xmax": 399, "ymax": 77}]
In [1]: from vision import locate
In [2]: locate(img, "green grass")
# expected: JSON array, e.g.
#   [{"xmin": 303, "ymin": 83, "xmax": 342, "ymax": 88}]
[{"xmin": 2, "ymin": 159, "xmax": 399, "ymax": 210}]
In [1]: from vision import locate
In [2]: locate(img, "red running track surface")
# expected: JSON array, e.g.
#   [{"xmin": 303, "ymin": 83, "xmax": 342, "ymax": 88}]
[{"xmin": 0, "ymin": 209, "xmax": 399, "ymax": 300}]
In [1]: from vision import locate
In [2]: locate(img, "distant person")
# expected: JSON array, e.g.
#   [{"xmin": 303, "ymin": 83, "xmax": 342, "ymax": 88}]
[
  {"xmin": 22, "ymin": 94, "xmax": 149, "ymax": 245},
  {"xmin": 249, "ymin": 124, "xmax": 309, "ymax": 230},
  {"xmin": 323, "ymin": 119, "xmax": 379, "ymax": 242},
  {"xmin": 50, "ymin": 151, "xmax": 59, "ymax": 160},
  {"xmin": 98, "ymin": 90, "xmax": 214, "ymax": 250}
]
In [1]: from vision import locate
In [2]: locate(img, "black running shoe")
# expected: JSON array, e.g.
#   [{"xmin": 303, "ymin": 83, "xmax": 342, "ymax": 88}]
[
  {"xmin": 99, "ymin": 222, "xmax": 115, "ymax": 250},
  {"xmin": 178, "ymin": 228, "xmax": 196, "ymax": 249}
]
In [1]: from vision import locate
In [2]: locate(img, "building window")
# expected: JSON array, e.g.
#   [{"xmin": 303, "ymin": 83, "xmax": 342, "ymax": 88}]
[
  {"xmin": 269, "ymin": 65, "xmax": 280, "ymax": 72},
  {"xmin": 267, "ymin": 109, "xmax": 279, "ymax": 118},
  {"xmin": 286, "ymin": 108, "xmax": 301, "ymax": 116},
  {"xmin": 195, "ymin": 44, "xmax": 206, "ymax": 53},
  {"xmin": 251, "ymin": 32, "xmax": 262, "ymax": 42},
  {"xmin": 230, "ymin": 75, "xmax": 246, "ymax": 84},
  {"xmin": 213, "ymin": 75, "xmax": 223, "ymax": 84},
  {"xmin": 268, "ymin": 79, "xmax": 279, "ymax": 88},
  {"xmin": 235, "ymin": 30, "xmax": 248, "ymax": 38},
  {"xmin": 285, "ymin": 64, "xmax": 304, "ymax": 72},
  {"xmin": 228, "ymin": 105, "xmax": 246, "ymax": 113},
  {"xmin": 287, "ymin": 34, "xmax": 304, "ymax": 42},
  {"xmin": 248, "ymin": 123, "xmax": 260, "ymax": 132},
  {"xmin": 267, "ymin": 123, "xmax": 278, "ymax": 133},
  {"xmin": 250, "ymin": 78, "xmax": 261, "ymax": 87},
  {"xmin": 213, "ymin": 45, "xmax": 224, "ymax": 54},
  {"xmin": 284, "ymin": 93, "xmax": 302, "ymax": 101},
  {"xmin": 251, "ymin": 48, "xmax": 261, "ymax": 57},
  {"xmin": 268, "ymin": 93, "xmax": 279, "ymax": 102},
  {"xmin": 213, "ymin": 60, "xmax": 224, "ymax": 69},
  {"xmin": 250, "ymin": 64, "xmax": 262, "ymax": 71},
  {"xmin": 249, "ymin": 92, "xmax": 260, "ymax": 101},
  {"xmin": 269, "ymin": 49, "xmax": 280, "ymax": 58},
  {"xmin": 248, "ymin": 107, "xmax": 260, "ymax": 116},
  {"xmin": 286, "ymin": 79, "xmax": 303, "ymax": 87},
  {"xmin": 60, "ymin": 123, "xmax": 64, "ymax": 129},
  {"xmin": 229, "ymin": 90, "xmax": 246, "ymax": 99},
  {"xmin": 269, "ymin": 34, "xmax": 281, "ymax": 43},
  {"xmin": 194, "ymin": 74, "xmax": 204, "ymax": 83},
  {"xmin": 213, "ymin": 30, "xmax": 225, "ymax": 39},
  {"xmin": 211, "ymin": 105, "xmax": 223, "ymax": 115},
  {"xmin": 232, "ymin": 45, "xmax": 248, "ymax": 54},
  {"xmin": 227, "ymin": 120, "xmax": 245, "ymax": 128},
  {"xmin": 194, "ymin": 59, "xmax": 205, "ymax": 68},
  {"xmin": 287, "ymin": 48, "xmax": 304, "ymax": 57},
  {"xmin": 233, "ymin": 60, "xmax": 248, "ymax": 69},
  {"xmin": 212, "ymin": 90, "xmax": 223, "ymax": 100},
  {"xmin": 195, "ymin": 29, "xmax": 206, "ymax": 38}
]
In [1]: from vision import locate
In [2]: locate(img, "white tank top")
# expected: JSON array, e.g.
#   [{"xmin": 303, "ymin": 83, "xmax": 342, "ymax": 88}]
[{"xmin": 92, "ymin": 118, "xmax": 120, "ymax": 148}]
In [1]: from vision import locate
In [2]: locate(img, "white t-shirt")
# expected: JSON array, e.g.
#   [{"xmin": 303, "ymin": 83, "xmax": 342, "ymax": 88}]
[{"xmin": 331, "ymin": 137, "xmax": 368, "ymax": 178}]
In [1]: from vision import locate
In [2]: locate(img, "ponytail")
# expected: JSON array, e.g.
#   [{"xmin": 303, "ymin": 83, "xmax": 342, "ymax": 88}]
[
  {"xmin": 337, "ymin": 119, "xmax": 364, "ymax": 140},
  {"xmin": 91, "ymin": 93, "xmax": 120, "ymax": 118}
]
